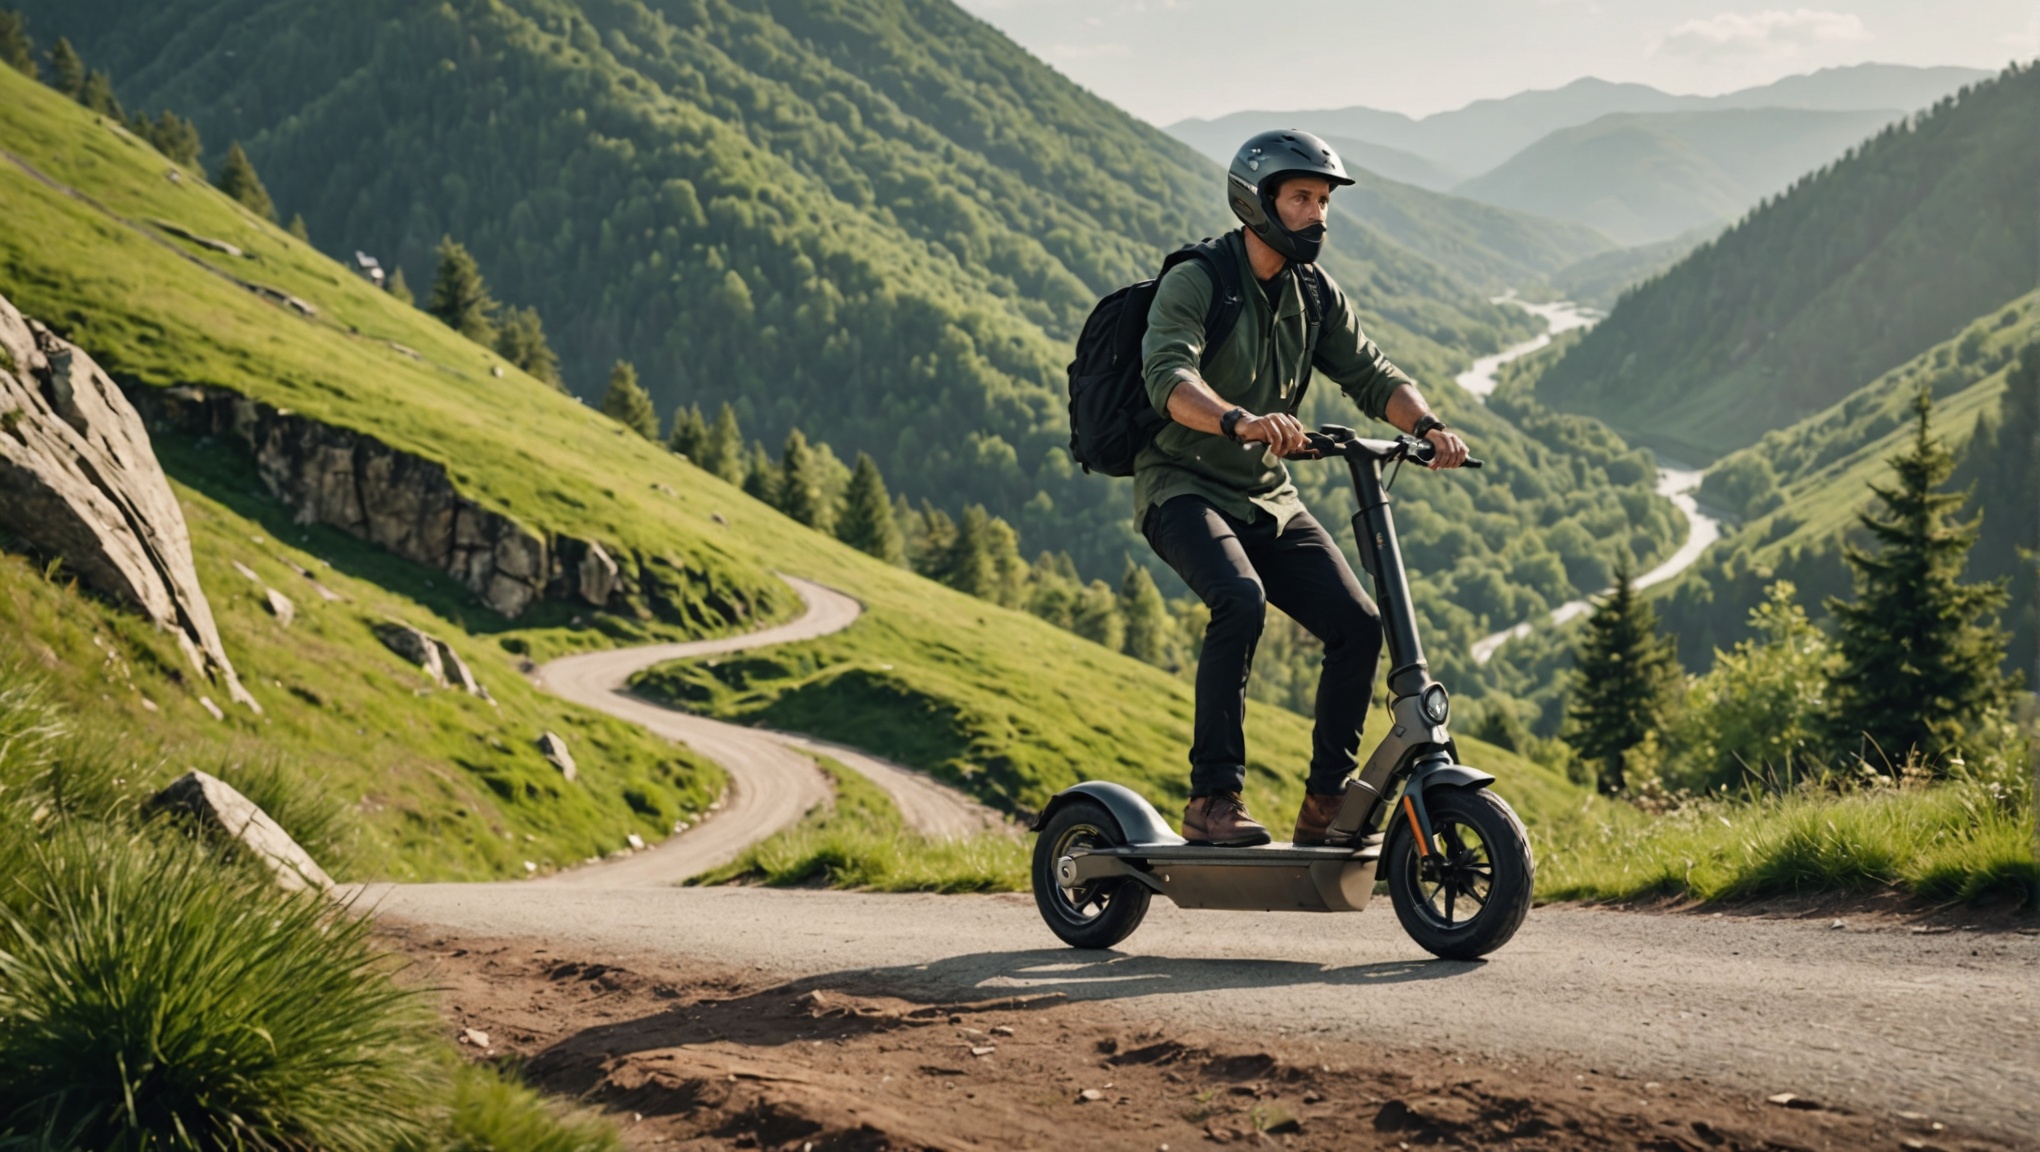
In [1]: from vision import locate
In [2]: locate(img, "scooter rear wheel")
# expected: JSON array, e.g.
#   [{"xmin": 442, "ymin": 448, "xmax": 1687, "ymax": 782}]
[
  {"xmin": 1032, "ymin": 799, "xmax": 1151, "ymax": 949},
  {"xmin": 1384, "ymin": 785, "xmax": 1533, "ymax": 960}
]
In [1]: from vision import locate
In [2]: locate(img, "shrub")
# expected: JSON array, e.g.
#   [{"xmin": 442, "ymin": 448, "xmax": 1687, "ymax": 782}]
[{"xmin": 0, "ymin": 830, "xmax": 440, "ymax": 1150}]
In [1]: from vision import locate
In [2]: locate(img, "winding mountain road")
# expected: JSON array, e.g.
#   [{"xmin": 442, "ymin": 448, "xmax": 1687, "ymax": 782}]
[{"xmin": 533, "ymin": 576, "xmax": 1002, "ymax": 886}]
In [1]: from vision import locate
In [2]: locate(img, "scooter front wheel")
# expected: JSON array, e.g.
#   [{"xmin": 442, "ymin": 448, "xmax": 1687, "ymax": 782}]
[
  {"xmin": 1031, "ymin": 798, "xmax": 1151, "ymax": 949},
  {"xmin": 1384, "ymin": 785, "xmax": 1533, "ymax": 960}
]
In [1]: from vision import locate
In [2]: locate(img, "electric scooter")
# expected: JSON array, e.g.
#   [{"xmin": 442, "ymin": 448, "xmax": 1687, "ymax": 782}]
[{"xmin": 1029, "ymin": 426, "xmax": 1534, "ymax": 961}]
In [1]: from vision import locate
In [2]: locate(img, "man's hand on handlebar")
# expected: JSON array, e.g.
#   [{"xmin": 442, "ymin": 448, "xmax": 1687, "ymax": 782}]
[
  {"xmin": 1235, "ymin": 411, "xmax": 1310, "ymax": 457},
  {"xmin": 1423, "ymin": 427, "xmax": 1469, "ymax": 470}
]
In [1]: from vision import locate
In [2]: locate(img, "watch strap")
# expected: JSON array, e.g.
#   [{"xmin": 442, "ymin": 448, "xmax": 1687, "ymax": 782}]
[
  {"xmin": 1220, "ymin": 407, "xmax": 1249, "ymax": 442},
  {"xmin": 1412, "ymin": 413, "xmax": 1447, "ymax": 438}
]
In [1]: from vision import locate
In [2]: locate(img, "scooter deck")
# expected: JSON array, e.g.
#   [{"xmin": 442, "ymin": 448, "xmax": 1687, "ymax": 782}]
[
  {"xmin": 1063, "ymin": 836, "xmax": 1386, "ymax": 913},
  {"xmin": 1086, "ymin": 839, "xmax": 1381, "ymax": 866}
]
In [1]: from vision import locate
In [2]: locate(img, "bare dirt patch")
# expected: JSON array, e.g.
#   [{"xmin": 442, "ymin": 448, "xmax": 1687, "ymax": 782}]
[{"xmin": 382, "ymin": 923, "xmax": 2031, "ymax": 1151}]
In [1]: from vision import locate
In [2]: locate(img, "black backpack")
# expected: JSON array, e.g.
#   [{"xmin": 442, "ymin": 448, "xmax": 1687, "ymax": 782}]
[{"xmin": 1066, "ymin": 238, "xmax": 1325, "ymax": 477}]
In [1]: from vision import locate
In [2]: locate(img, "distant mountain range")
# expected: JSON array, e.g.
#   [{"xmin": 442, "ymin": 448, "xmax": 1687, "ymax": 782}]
[
  {"xmin": 1456, "ymin": 107, "xmax": 1900, "ymax": 245},
  {"xmin": 1170, "ymin": 64, "xmax": 1988, "ymax": 245}
]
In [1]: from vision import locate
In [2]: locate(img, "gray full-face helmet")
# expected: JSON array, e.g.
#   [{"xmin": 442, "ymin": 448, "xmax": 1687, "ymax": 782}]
[{"xmin": 1228, "ymin": 129, "xmax": 1352, "ymax": 263}]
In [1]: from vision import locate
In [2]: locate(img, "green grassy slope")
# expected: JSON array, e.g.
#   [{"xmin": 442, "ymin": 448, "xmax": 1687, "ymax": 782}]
[
  {"xmin": 0, "ymin": 67, "xmax": 1590, "ymax": 868},
  {"xmin": 27, "ymin": 0, "xmax": 1537, "ymax": 580},
  {"xmin": 1454, "ymin": 107, "xmax": 1897, "ymax": 245},
  {"xmin": 1535, "ymin": 62, "xmax": 2040, "ymax": 462}
]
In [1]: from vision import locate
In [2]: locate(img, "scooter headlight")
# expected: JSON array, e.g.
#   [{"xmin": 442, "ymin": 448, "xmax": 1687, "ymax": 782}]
[{"xmin": 1420, "ymin": 683, "xmax": 1451, "ymax": 725}]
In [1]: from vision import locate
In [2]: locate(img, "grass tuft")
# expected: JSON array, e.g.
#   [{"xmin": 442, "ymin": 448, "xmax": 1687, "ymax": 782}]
[
  {"xmin": 0, "ymin": 828, "xmax": 440, "ymax": 1150},
  {"xmin": 1535, "ymin": 772, "xmax": 2037, "ymax": 907},
  {"xmin": 697, "ymin": 757, "xmax": 1028, "ymax": 893},
  {"xmin": 443, "ymin": 1062, "xmax": 621, "ymax": 1152}
]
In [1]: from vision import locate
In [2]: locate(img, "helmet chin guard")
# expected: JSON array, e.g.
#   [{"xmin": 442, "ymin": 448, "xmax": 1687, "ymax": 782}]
[{"xmin": 1228, "ymin": 129, "xmax": 1352, "ymax": 263}]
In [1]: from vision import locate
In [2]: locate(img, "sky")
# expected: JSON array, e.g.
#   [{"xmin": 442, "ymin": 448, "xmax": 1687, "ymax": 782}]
[{"xmin": 951, "ymin": 0, "xmax": 2040, "ymax": 124}]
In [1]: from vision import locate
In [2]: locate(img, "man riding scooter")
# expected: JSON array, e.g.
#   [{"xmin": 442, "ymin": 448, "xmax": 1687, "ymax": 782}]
[{"xmin": 1139, "ymin": 130, "xmax": 1470, "ymax": 848}]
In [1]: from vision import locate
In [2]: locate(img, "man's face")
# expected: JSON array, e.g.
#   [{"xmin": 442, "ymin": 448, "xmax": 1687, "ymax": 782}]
[{"xmin": 1271, "ymin": 176, "xmax": 1333, "ymax": 233}]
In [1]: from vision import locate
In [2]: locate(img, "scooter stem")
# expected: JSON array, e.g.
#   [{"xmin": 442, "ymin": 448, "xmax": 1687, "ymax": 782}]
[{"xmin": 1344, "ymin": 451, "xmax": 1429, "ymax": 698}]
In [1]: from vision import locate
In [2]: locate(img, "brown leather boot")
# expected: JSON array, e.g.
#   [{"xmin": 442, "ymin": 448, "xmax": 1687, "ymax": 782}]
[
  {"xmin": 1182, "ymin": 792, "xmax": 1272, "ymax": 846},
  {"xmin": 1292, "ymin": 790, "xmax": 1347, "ymax": 846}
]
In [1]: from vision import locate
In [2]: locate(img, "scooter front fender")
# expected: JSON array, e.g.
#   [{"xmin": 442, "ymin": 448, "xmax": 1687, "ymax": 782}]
[{"xmin": 1029, "ymin": 780, "xmax": 1185, "ymax": 846}]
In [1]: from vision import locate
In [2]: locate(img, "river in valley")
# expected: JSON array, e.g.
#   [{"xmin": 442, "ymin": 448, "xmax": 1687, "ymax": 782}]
[{"xmin": 1452, "ymin": 298, "xmax": 1723, "ymax": 665}]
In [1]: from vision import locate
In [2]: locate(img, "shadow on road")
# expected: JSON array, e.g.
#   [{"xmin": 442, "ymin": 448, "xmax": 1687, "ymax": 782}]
[
  {"xmin": 830, "ymin": 948, "xmax": 1481, "ymax": 1003},
  {"xmin": 526, "ymin": 947, "xmax": 1482, "ymax": 1096}
]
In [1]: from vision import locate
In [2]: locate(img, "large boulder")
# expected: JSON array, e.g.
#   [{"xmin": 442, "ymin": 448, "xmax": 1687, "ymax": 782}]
[
  {"xmin": 146, "ymin": 770, "xmax": 333, "ymax": 892},
  {"xmin": 0, "ymin": 293, "xmax": 254, "ymax": 709}
]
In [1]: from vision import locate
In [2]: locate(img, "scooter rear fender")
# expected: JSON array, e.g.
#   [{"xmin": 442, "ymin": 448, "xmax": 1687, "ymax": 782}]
[{"xmin": 1029, "ymin": 780, "xmax": 1186, "ymax": 846}]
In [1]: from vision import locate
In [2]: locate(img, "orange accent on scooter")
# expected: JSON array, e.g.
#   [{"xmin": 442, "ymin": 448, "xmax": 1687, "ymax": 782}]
[{"xmin": 1403, "ymin": 795, "xmax": 1429, "ymax": 856}]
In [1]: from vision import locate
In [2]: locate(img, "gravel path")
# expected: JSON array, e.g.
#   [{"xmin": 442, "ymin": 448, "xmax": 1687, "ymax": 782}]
[
  {"xmin": 373, "ymin": 884, "xmax": 2040, "ymax": 1138},
  {"xmin": 533, "ymin": 576, "xmax": 1001, "ymax": 885}
]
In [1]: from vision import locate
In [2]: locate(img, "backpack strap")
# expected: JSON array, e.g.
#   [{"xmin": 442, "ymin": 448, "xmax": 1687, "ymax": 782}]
[
  {"xmin": 1159, "ymin": 237, "xmax": 1245, "ymax": 372},
  {"xmin": 1292, "ymin": 262, "xmax": 1326, "ymax": 417}
]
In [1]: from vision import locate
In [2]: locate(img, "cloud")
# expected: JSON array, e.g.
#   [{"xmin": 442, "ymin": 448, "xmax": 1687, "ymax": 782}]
[{"xmin": 1656, "ymin": 8, "xmax": 1871, "ymax": 60}]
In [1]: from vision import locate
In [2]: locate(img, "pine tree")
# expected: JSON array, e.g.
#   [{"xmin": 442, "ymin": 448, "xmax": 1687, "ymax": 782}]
[
  {"xmin": 776, "ymin": 428, "xmax": 829, "ymax": 529},
  {"xmin": 427, "ymin": 235, "xmax": 495, "ymax": 342},
  {"xmin": 741, "ymin": 442, "xmax": 779, "ymax": 504},
  {"xmin": 386, "ymin": 266, "xmax": 414, "ymax": 307},
  {"xmin": 908, "ymin": 503, "xmax": 957, "ymax": 580},
  {"xmin": 1567, "ymin": 560, "xmax": 1680, "ymax": 794},
  {"xmin": 0, "ymin": 11, "xmax": 36, "ymax": 79},
  {"xmin": 1024, "ymin": 552, "xmax": 1081, "ymax": 629},
  {"xmin": 1072, "ymin": 579, "xmax": 1126, "ymax": 651},
  {"xmin": 936, "ymin": 505, "xmax": 1001, "ymax": 598},
  {"xmin": 1827, "ymin": 389, "xmax": 2012, "ymax": 768},
  {"xmin": 666, "ymin": 403, "xmax": 709, "ymax": 459},
  {"xmin": 1120, "ymin": 558, "xmax": 1172, "ymax": 667},
  {"xmin": 145, "ymin": 110, "xmax": 202, "ymax": 167},
  {"xmin": 495, "ymin": 305, "xmax": 561, "ymax": 389},
  {"xmin": 836, "ymin": 452, "xmax": 903, "ymax": 563},
  {"xmin": 286, "ymin": 212, "xmax": 310, "ymax": 242},
  {"xmin": 600, "ymin": 360, "xmax": 659, "ymax": 440},
  {"xmin": 215, "ymin": 142, "xmax": 274, "ymax": 220},
  {"xmin": 47, "ymin": 35, "xmax": 80, "ymax": 98},
  {"xmin": 78, "ymin": 69, "xmax": 121, "ymax": 119},
  {"xmin": 697, "ymin": 403, "xmax": 744, "ymax": 483}
]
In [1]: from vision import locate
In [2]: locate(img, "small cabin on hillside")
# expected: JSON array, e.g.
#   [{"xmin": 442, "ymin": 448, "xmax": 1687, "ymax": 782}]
[{"xmin": 352, "ymin": 251, "xmax": 385, "ymax": 289}]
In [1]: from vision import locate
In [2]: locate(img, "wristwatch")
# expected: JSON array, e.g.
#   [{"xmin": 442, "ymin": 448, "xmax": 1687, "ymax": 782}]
[
  {"xmin": 1220, "ymin": 407, "xmax": 1250, "ymax": 442},
  {"xmin": 1412, "ymin": 413, "xmax": 1448, "ymax": 439}
]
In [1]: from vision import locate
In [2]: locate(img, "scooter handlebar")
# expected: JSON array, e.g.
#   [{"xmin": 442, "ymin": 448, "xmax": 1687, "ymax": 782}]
[{"xmin": 1286, "ymin": 427, "xmax": 1483, "ymax": 469}]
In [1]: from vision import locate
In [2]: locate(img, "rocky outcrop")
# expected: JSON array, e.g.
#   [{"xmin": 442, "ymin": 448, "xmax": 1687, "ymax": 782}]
[
  {"xmin": 146, "ymin": 770, "xmax": 333, "ymax": 892},
  {"xmin": 578, "ymin": 541, "xmax": 619, "ymax": 607},
  {"xmin": 373, "ymin": 620, "xmax": 446, "ymax": 685},
  {"xmin": 536, "ymin": 731, "xmax": 578, "ymax": 782},
  {"xmin": 128, "ymin": 381, "xmax": 771, "ymax": 630},
  {"xmin": 135, "ymin": 384, "xmax": 556, "ymax": 618},
  {"xmin": 0, "ymin": 293, "xmax": 254, "ymax": 708}
]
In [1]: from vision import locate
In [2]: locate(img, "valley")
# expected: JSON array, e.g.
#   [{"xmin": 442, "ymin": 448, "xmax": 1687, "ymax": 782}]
[{"xmin": 0, "ymin": 3, "xmax": 2033, "ymax": 1148}]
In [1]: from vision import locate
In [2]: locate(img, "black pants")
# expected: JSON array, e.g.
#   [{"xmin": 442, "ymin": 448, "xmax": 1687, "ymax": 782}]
[{"xmin": 1143, "ymin": 496, "xmax": 1383, "ymax": 798}]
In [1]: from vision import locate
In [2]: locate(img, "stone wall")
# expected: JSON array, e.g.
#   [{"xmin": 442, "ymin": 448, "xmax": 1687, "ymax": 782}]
[{"xmin": 133, "ymin": 384, "xmax": 590, "ymax": 619}]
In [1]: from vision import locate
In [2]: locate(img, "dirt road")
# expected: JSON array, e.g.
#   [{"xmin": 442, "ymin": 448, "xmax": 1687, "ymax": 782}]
[
  {"xmin": 534, "ymin": 576, "xmax": 1001, "ymax": 885},
  {"xmin": 376, "ymin": 884, "xmax": 2040, "ymax": 1139}
]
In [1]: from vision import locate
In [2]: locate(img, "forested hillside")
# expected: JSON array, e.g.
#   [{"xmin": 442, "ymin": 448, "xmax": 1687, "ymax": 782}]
[
  {"xmin": 1333, "ymin": 167, "xmax": 1617, "ymax": 294},
  {"xmin": 22, "ymin": 0, "xmax": 1537, "ymax": 579},
  {"xmin": 1659, "ymin": 293, "xmax": 2039, "ymax": 670},
  {"xmin": 1534, "ymin": 61, "xmax": 2040, "ymax": 461}
]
